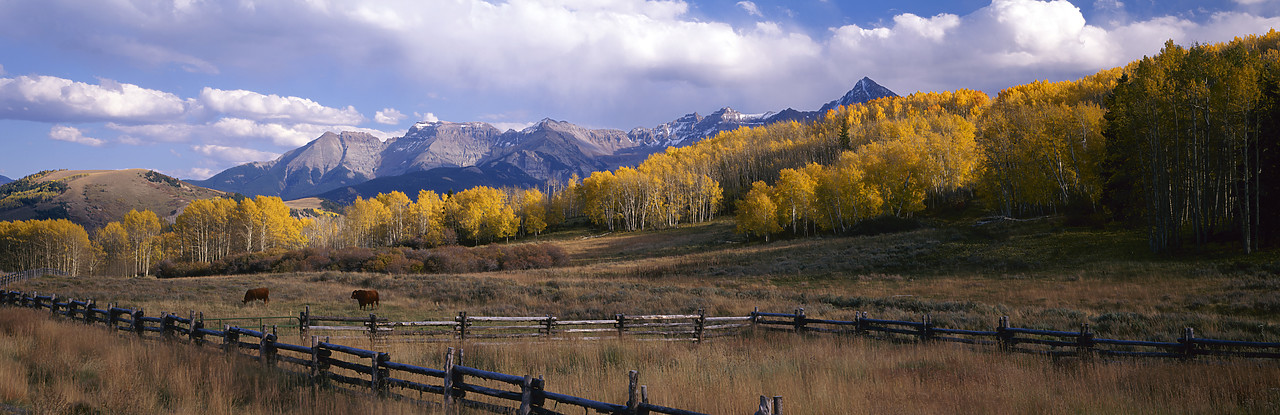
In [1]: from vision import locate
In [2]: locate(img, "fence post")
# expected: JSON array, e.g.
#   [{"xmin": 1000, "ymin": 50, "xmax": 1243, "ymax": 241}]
[
  {"xmin": 751, "ymin": 306, "xmax": 759, "ymax": 329},
  {"xmin": 1180, "ymin": 327, "xmax": 1197, "ymax": 361},
  {"xmin": 367, "ymin": 313, "xmax": 379, "ymax": 341},
  {"xmin": 443, "ymin": 347, "xmax": 460, "ymax": 413},
  {"xmin": 773, "ymin": 396, "xmax": 783, "ymax": 415},
  {"xmin": 695, "ymin": 308, "xmax": 707, "ymax": 343},
  {"xmin": 161, "ymin": 313, "xmax": 176, "ymax": 340},
  {"xmin": 616, "ymin": 313, "xmax": 627, "ymax": 338},
  {"xmin": 372, "ymin": 352, "xmax": 389, "ymax": 396},
  {"xmin": 456, "ymin": 312, "xmax": 469, "ymax": 341},
  {"xmin": 132, "ymin": 308, "xmax": 145, "ymax": 336},
  {"xmin": 919, "ymin": 314, "xmax": 933, "ymax": 343},
  {"xmin": 309, "ymin": 336, "xmax": 321, "ymax": 386},
  {"xmin": 1077, "ymin": 323, "xmax": 1094, "ymax": 362},
  {"xmin": 261, "ymin": 333, "xmax": 278, "ymax": 367},
  {"xmin": 107, "ymin": 303, "xmax": 118, "ymax": 329},
  {"xmin": 224, "ymin": 325, "xmax": 238, "ymax": 354},
  {"xmin": 48, "ymin": 295, "xmax": 57, "ymax": 317},
  {"xmin": 996, "ymin": 316, "xmax": 1013, "ymax": 352},
  {"xmin": 625, "ymin": 370, "xmax": 640, "ymax": 414},
  {"xmin": 519, "ymin": 375, "xmax": 534, "ymax": 415},
  {"xmin": 755, "ymin": 396, "xmax": 772, "ymax": 415},
  {"xmin": 190, "ymin": 316, "xmax": 204, "ymax": 345},
  {"xmin": 541, "ymin": 314, "xmax": 554, "ymax": 337},
  {"xmin": 793, "ymin": 307, "xmax": 806, "ymax": 334}
]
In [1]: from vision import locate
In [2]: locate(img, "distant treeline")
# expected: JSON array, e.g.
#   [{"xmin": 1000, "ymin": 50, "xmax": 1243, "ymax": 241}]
[{"xmin": 153, "ymin": 243, "xmax": 568, "ymax": 278}]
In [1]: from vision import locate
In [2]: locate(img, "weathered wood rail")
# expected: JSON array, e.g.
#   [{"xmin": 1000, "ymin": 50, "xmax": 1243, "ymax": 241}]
[
  {"xmin": 751, "ymin": 307, "xmax": 1280, "ymax": 360},
  {"xmin": 2, "ymin": 289, "xmax": 777, "ymax": 415},
  {"xmin": 0, "ymin": 268, "xmax": 67, "ymax": 286},
  {"xmin": 300, "ymin": 307, "xmax": 751, "ymax": 343}
]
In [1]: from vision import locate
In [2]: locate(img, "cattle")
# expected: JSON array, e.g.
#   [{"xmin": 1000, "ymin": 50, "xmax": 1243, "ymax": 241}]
[
  {"xmin": 243, "ymin": 287, "xmax": 269, "ymax": 305},
  {"xmin": 351, "ymin": 289, "xmax": 379, "ymax": 310}
]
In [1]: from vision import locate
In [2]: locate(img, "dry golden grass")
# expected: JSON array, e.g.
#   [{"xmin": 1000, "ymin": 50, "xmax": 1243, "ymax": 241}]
[
  {"xmin": 8, "ymin": 217, "xmax": 1280, "ymax": 413},
  {"xmin": 0, "ymin": 308, "xmax": 422, "ymax": 414},
  {"xmin": 369, "ymin": 331, "xmax": 1280, "ymax": 414}
]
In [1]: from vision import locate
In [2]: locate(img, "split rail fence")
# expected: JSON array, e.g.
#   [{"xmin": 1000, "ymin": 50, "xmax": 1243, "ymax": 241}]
[
  {"xmin": 0, "ymin": 290, "xmax": 775, "ymax": 415},
  {"xmin": 300, "ymin": 307, "xmax": 751, "ymax": 343},
  {"xmin": 0, "ymin": 268, "xmax": 67, "ymax": 286}
]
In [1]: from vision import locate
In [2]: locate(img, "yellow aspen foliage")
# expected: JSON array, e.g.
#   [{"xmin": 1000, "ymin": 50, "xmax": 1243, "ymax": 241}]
[
  {"xmin": 518, "ymin": 188, "xmax": 548, "ymax": 237},
  {"xmin": 376, "ymin": 191, "xmax": 413, "ymax": 246},
  {"xmin": 410, "ymin": 190, "xmax": 447, "ymax": 246},
  {"xmin": 122, "ymin": 209, "xmax": 161, "ymax": 277},
  {"xmin": 854, "ymin": 139, "xmax": 929, "ymax": 217},
  {"xmin": 736, "ymin": 181, "xmax": 781, "ymax": 241},
  {"xmin": 772, "ymin": 167, "xmax": 816, "ymax": 234}
]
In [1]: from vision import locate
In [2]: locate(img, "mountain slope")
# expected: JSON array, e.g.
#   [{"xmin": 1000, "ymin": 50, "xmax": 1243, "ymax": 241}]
[
  {"xmin": 0, "ymin": 175, "xmax": 11, "ymax": 185},
  {"xmin": 200, "ymin": 78, "xmax": 898, "ymax": 201},
  {"xmin": 193, "ymin": 131, "xmax": 384, "ymax": 200},
  {"xmin": 0, "ymin": 169, "xmax": 229, "ymax": 229},
  {"xmin": 316, "ymin": 163, "xmax": 542, "ymax": 205}
]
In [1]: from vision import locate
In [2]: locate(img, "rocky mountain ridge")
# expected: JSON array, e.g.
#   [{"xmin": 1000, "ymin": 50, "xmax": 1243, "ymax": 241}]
[{"xmin": 193, "ymin": 78, "xmax": 897, "ymax": 201}]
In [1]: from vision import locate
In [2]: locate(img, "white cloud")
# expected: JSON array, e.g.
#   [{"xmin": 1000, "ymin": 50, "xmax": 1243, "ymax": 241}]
[
  {"xmin": 489, "ymin": 121, "xmax": 535, "ymax": 132},
  {"xmin": 2, "ymin": 0, "xmax": 1280, "ymax": 131},
  {"xmin": 174, "ymin": 167, "xmax": 215, "ymax": 180},
  {"xmin": 48, "ymin": 125, "xmax": 105, "ymax": 146},
  {"xmin": 0, "ymin": 75, "xmax": 190, "ymax": 123},
  {"xmin": 105, "ymin": 122, "xmax": 196, "ymax": 142},
  {"xmin": 198, "ymin": 87, "xmax": 364, "ymax": 125},
  {"xmin": 826, "ymin": 0, "xmax": 1280, "ymax": 96},
  {"xmin": 192, "ymin": 144, "xmax": 281, "ymax": 163},
  {"xmin": 415, "ymin": 112, "xmax": 440, "ymax": 123},
  {"xmin": 374, "ymin": 108, "xmax": 406, "ymax": 124}
]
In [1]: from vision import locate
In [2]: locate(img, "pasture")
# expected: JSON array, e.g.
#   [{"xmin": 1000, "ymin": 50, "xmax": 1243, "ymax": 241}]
[{"xmin": 5, "ymin": 217, "xmax": 1280, "ymax": 413}]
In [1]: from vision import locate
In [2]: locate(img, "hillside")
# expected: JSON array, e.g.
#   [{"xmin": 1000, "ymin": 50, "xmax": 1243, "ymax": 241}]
[
  {"xmin": 0, "ymin": 169, "xmax": 229, "ymax": 230},
  {"xmin": 0, "ymin": 174, "xmax": 11, "ymax": 185}
]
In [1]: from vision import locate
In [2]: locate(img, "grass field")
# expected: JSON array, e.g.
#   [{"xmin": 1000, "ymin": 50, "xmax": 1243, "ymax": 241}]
[{"xmin": 6, "ymin": 217, "xmax": 1280, "ymax": 413}]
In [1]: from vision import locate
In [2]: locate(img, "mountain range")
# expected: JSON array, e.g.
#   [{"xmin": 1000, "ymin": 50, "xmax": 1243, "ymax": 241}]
[
  {"xmin": 0, "ymin": 175, "xmax": 11, "ymax": 185},
  {"xmin": 193, "ymin": 77, "xmax": 897, "ymax": 202}
]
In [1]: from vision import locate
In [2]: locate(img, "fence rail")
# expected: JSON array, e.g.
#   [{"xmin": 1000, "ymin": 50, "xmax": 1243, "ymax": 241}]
[
  {"xmin": 0, "ymin": 268, "xmax": 67, "ymax": 286},
  {"xmin": 299, "ymin": 307, "xmax": 736, "ymax": 343},
  {"xmin": 749, "ymin": 308, "xmax": 1280, "ymax": 360},
  {"xmin": 1, "ymin": 289, "xmax": 770, "ymax": 415}
]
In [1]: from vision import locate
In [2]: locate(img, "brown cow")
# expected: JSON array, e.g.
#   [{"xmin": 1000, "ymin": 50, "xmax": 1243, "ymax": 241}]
[
  {"xmin": 351, "ymin": 289, "xmax": 379, "ymax": 310},
  {"xmin": 243, "ymin": 287, "xmax": 269, "ymax": 305}
]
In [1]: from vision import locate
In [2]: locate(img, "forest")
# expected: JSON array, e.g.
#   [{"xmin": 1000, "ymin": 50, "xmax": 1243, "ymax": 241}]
[{"xmin": 3, "ymin": 32, "xmax": 1279, "ymax": 277}]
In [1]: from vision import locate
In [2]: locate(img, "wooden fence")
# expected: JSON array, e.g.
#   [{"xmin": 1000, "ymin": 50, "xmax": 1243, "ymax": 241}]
[
  {"xmin": 0, "ymin": 268, "xmax": 67, "ymax": 286},
  {"xmin": 0, "ymin": 289, "xmax": 777, "ymax": 415},
  {"xmin": 751, "ymin": 308, "xmax": 1280, "ymax": 360},
  {"xmin": 300, "ymin": 307, "xmax": 753, "ymax": 343}
]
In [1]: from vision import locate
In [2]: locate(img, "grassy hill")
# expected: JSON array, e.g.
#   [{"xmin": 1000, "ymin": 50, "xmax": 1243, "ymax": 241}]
[{"xmin": 0, "ymin": 169, "xmax": 229, "ymax": 230}]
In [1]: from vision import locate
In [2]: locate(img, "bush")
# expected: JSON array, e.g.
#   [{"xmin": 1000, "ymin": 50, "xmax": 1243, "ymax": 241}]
[{"xmin": 152, "ymin": 243, "xmax": 570, "ymax": 277}]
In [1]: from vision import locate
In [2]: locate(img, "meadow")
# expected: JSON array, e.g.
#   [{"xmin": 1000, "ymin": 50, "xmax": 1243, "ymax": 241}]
[{"xmin": 5, "ymin": 217, "xmax": 1280, "ymax": 413}]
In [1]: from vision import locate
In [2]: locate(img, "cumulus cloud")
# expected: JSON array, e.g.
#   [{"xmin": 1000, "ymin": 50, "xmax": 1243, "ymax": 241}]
[
  {"xmin": 0, "ymin": 75, "xmax": 189, "ymax": 123},
  {"xmin": 374, "ymin": 108, "xmax": 406, "ymax": 124},
  {"xmin": 192, "ymin": 144, "xmax": 281, "ymax": 163},
  {"xmin": 415, "ymin": 112, "xmax": 440, "ymax": 123},
  {"xmin": 197, "ymin": 88, "xmax": 364, "ymax": 125},
  {"xmin": 48, "ymin": 125, "xmax": 104, "ymax": 146},
  {"xmin": 2, "ymin": 0, "xmax": 1280, "ymax": 148},
  {"xmin": 827, "ymin": 0, "xmax": 1280, "ymax": 95},
  {"xmin": 737, "ymin": 1, "xmax": 763, "ymax": 17}
]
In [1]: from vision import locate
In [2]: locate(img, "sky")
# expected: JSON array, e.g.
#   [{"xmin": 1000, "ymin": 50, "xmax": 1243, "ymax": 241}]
[{"xmin": 1, "ymin": 0, "xmax": 1279, "ymax": 181}]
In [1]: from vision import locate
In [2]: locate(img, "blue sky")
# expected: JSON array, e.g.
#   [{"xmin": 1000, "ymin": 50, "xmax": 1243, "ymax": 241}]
[{"xmin": 1, "ymin": 0, "xmax": 1278, "ymax": 181}]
